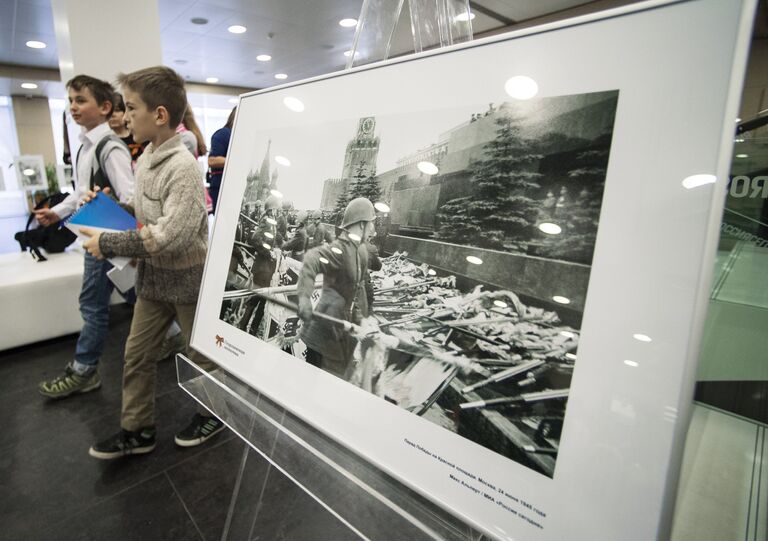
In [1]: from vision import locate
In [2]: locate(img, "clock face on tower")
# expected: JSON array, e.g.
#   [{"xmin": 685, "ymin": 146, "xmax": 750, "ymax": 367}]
[{"xmin": 360, "ymin": 117, "xmax": 374, "ymax": 135}]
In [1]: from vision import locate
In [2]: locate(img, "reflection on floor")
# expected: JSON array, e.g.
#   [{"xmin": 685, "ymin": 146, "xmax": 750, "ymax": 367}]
[
  {"xmin": 697, "ymin": 242, "xmax": 768, "ymax": 421},
  {"xmin": 0, "ymin": 304, "xmax": 353, "ymax": 541},
  {"xmin": 671, "ymin": 404, "xmax": 766, "ymax": 541}
]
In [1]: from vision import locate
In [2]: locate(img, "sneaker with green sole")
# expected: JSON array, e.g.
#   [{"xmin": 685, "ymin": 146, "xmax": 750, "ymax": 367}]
[
  {"xmin": 174, "ymin": 413, "xmax": 226, "ymax": 447},
  {"xmin": 38, "ymin": 365, "xmax": 101, "ymax": 399},
  {"xmin": 89, "ymin": 427, "xmax": 157, "ymax": 459}
]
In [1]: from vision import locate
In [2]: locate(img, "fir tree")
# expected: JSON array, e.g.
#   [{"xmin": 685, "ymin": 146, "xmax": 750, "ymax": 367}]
[
  {"xmin": 437, "ymin": 116, "xmax": 542, "ymax": 250},
  {"xmin": 349, "ymin": 172, "xmax": 381, "ymax": 203},
  {"xmin": 331, "ymin": 187, "xmax": 350, "ymax": 227},
  {"xmin": 537, "ymin": 143, "xmax": 609, "ymax": 263}
]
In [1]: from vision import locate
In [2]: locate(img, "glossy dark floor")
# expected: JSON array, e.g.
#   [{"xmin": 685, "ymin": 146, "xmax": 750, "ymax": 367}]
[{"xmin": 0, "ymin": 304, "xmax": 356, "ymax": 541}]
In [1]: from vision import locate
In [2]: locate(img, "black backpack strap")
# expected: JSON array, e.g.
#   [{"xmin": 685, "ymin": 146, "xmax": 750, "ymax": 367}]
[{"xmin": 91, "ymin": 134, "xmax": 129, "ymax": 193}]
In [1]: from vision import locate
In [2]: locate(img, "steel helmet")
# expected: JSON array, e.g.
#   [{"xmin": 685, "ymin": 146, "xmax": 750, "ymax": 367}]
[
  {"xmin": 296, "ymin": 210, "xmax": 309, "ymax": 224},
  {"xmin": 264, "ymin": 195, "xmax": 281, "ymax": 212},
  {"xmin": 341, "ymin": 197, "xmax": 375, "ymax": 229},
  {"xmin": 311, "ymin": 210, "xmax": 323, "ymax": 220}
]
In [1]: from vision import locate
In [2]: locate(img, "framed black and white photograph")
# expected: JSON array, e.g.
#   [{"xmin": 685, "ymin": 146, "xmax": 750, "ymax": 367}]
[
  {"xmin": 14, "ymin": 155, "xmax": 46, "ymax": 191},
  {"xmin": 217, "ymin": 90, "xmax": 619, "ymax": 480},
  {"xmin": 192, "ymin": 0, "xmax": 754, "ymax": 538}
]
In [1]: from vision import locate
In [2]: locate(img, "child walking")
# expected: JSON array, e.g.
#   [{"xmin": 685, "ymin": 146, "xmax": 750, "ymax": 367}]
[
  {"xmin": 81, "ymin": 66, "xmax": 225, "ymax": 458},
  {"xmin": 37, "ymin": 75, "xmax": 133, "ymax": 399}
]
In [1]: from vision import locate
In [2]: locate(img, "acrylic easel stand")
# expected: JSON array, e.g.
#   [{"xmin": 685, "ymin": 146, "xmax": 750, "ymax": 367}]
[{"xmin": 176, "ymin": 355, "xmax": 487, "ymax": 540}]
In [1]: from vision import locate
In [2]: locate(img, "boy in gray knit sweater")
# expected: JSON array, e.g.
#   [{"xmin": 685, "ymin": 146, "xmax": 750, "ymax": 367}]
[{"xmin": 80, "ymin": 66, "xmax": 225, "ymax": 458}]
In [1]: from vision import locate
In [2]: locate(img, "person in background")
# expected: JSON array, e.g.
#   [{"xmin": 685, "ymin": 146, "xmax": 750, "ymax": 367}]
[
  {"xmin": 156, "ymin": 103, "xmax": 212, "ymax": 361},
  {"xmin": 282, "ymin": 210, "xmax": 309, "ymax": 261},
  {"xmin": 110, "ymin": 92, "xmax": 146, "ymax": 167},
  {"xmin": 36, "ymin": 76, "xmax": 134, "ymax": 399},
  {"xmin": 176, "ymin": 103, "xmax": 207, "ymax": 159},
  {"xmin": 207, "ymin": 107, "xmax": 236, "ymax": 211},
  {"xmin": 82, "ymin": 66, "xmax": 224, "ymax": 459}
]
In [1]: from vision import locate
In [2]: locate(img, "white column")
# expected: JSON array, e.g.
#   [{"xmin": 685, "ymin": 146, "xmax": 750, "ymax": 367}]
[{"xmin": 51, "ymin": 0, "xmax": 163, "ymax": 84}]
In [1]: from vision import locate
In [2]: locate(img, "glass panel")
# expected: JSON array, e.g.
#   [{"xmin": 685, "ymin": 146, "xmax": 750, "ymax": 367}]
[{"xmin": 176, "ymin": 354, "xmax": 489, "ymax": 541}]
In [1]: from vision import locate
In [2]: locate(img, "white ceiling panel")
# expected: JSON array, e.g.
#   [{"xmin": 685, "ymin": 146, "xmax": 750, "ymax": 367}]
[
  {"xmin": 14, "ymin": 1, "xmax": 55, "ymax": 35},
  {"xmin": 158, "ymin": 0, "xmax": 190, "ymax": 30},
  {"xmin": 0, "ymin": 0, "xmax": 645, "ymax": 96}
]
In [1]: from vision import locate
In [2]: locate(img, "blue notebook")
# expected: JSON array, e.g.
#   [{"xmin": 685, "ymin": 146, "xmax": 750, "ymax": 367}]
[
  {"xmin": 65, "ymin": 192, "xmax": 137, "ymax": 231},
  {"xmin": 64, "ymin": 192, "xmax": 138, "ymax": 269}
]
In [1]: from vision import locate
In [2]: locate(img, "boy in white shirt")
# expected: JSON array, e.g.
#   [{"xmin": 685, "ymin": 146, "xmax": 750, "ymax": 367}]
[{"xmin": 36, "ymin": 75, "xmax": 134, "ymax": 399}]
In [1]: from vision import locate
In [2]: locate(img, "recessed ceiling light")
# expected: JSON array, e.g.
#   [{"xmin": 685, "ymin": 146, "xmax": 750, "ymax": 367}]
[
  {"xmin": 206, "ymin": 77, "xmax": 219, "ymax": 83},
  {"xmin": 505, "ymin": 75, "xmax": 539, "ymax": 100},
  {"xmin": 538, "ymin": 222, "xmax": 562, "ymax": 235},
  {"xmin": 21, "ymin": 83, "xmax": 38, "ymax": 89},
  {"xmin": 417, "ymin": 161, "xmax": 438, "ymax": 175},
  {"xmin": 228, "ymin": 25, "xmax": 247, "ymax": 34},
  {"xmin": 274, "ymin": 73, "xmax": 288, "ymax": 80},
  {"xmin": 190, "ymin": 17, "xmax": 208, "ymax": 25},
  {"xmin": 339, "ymin": 18, "xmax": 357, "ymax": 27},
  {"xmin": 275, "ymin": 155, "xmax": 291, "ymax": 166},
  {"xmin": 25, "ymin": 40, "xmax": 46, "ymax": 49},
  {"xmin": 228, "ymin": 98, "xmax": 238, "ymax": 104},
  {"xmin": 466, "ymin": 256, "xmax": 483, "ymax": 265},
  {"xmin": 681, "ymin": 174, "xmax": 716, "ymax": 189},
  {"xmin": 454, "ymin": 11, "xmax": 475, "ymax": 22},
  {"xmin": 552, "ymin": 295, "xmax": 571, "ymax": 304},
  {"xmin": 283, "ymin": 97, "xmax": 305, "ymax": 112},
  {"xmin": 373, "ymin": 202, "xmax": 390, "ymax": 213},
  {"xmin": 256, "ymin": 54, "xmax": 272, "ymax": 62}
]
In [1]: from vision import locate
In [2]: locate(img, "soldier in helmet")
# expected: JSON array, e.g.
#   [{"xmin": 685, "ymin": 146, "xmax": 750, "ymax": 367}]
[
  {"xmin": 307, "ymin": 210, "xmax": 335, "ymax": 248},
  {"xmin": 236, "ymin": 194, "xmax": 282, "ymax": 334},
  {"xmin": 296, "ymin": 198, "xmax": 377, "ymax": 378},
  {"xmin": 282, "ymin": 210, "xmax": 309, "ymax": 261}
]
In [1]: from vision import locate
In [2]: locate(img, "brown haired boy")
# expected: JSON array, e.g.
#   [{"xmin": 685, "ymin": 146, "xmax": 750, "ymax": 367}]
[
  {"xmin": 81, "ymin": 66, "xmax": 224, "ymax": 458},
  {"xmin": 37, "ymin": 75, "xmax": 134, "ymax": 399}
]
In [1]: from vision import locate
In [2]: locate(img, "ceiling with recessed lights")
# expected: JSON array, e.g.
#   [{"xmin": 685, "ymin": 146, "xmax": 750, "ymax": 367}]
[{"xmin": 3, "ymin": 0, "xmax": 763, "ymax": 100}]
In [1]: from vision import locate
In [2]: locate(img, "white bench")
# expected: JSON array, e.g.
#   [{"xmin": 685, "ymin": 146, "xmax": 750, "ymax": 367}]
[{"xmin": 0, "ymin": 247, "xmax": 124, "ymax": 351}]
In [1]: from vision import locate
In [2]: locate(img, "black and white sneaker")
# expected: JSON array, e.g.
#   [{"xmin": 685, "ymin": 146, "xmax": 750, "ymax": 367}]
[
  {"xmin": 174, "ymin": 413, "xmax": 226, "ymax": 447},
  {"xmin": 89, "ymin": 427, "xmax": 157, "ymax": 459}
]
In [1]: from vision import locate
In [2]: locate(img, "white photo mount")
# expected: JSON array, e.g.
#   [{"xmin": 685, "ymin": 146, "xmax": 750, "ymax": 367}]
[{"xmin": 187, "ymin": 0, "xmax": 756, "ymax": 539}]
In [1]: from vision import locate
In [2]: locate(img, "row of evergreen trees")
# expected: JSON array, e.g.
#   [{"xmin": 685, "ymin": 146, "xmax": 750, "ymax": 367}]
[
  {"xmin": 328, "ymin": 115, "xmax": 611, "ymax": 265},
  {"xmin": 436, "ymin": 116, "xmax": 610, "ymax": 264}
]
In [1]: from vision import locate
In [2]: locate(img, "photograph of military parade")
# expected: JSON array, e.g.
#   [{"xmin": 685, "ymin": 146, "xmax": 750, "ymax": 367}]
[{"xmin": 219, "ymin": 89, "xmax": 619, "ymax": 477}]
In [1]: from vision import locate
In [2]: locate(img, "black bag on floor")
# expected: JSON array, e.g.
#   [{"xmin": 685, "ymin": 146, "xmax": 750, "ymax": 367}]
[{"xmin": 14, "ymin": 193, "xmax": 77, "ymax": 262}]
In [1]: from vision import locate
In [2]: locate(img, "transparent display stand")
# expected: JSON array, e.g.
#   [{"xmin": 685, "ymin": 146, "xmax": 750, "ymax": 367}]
[
  {"xmin": 177, "ymin": 3, "xmax": 481, "ymax": 539},
  {"xmin": 177, "ymin": 355, "xmax": 486, "ymax": 540}
]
